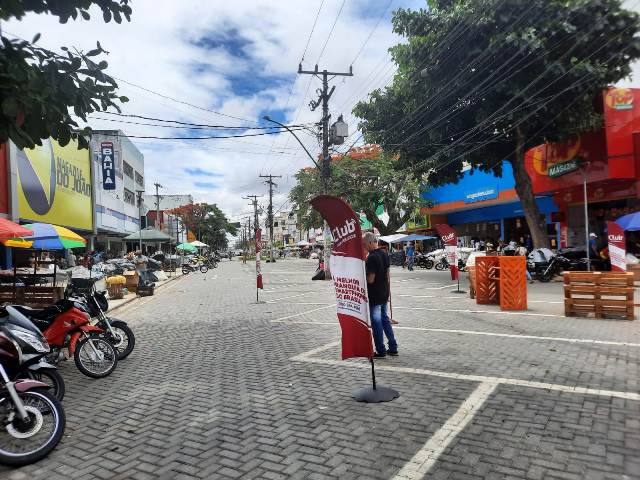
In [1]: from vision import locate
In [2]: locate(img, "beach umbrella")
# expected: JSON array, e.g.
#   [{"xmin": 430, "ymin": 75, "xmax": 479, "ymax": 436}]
[
  {"xmin": 615, "ymin": 212, "xmax": 640, "ymax": 231},
  {"xmin": 176, "ymin": 243, "xmax": 197, "ymax": 253},
  {"xmin": 190, "ymin": 240, "xmax": 208, "ymax": 248},
  {"xmin": 2, "ymin": 223, "xmax": 86, "ymax": 249},
  {"xmin": 0, "ymin": 218, "xmax": 32, "ymax": 240}
]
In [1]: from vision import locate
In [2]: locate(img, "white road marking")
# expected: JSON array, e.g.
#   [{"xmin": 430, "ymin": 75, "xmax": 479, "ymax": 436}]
[
  {"xmin": 392, "ymin": 382, "xmax": 497, "ymax": 480},
  {"xmin": 393, "ymin": 306, "xmax": 562, "ymax": 318},
  {"xmin": 276, "ymin": 322, "xmax": 640, "ymax": 348},
  {"xmin": 271, "ymin": 304, "xmax": 336, "ymax": 322},
  {"xmin": 293, "ymin": 347, "xmax": 640, "ymax": 400},
  {"xmin": 266, "ymin": 291, "xmax": 318, "ymax": 302}
]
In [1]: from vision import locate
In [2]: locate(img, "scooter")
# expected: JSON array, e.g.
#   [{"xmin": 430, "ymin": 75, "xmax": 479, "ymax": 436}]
[
  {"xmin": 182, "ymin": 262, "xmax": 208, "ymax": 274},
  {"xmin": 0, "ymin": 324, "xmax": 66, "ymax": 466},
  {"xmin": 10, "ymin": 300, "xmax": 118, "ymax": 379},
  {"xmin": 0, "ymin": 307, "xmax": 65, "ymax": 401}
]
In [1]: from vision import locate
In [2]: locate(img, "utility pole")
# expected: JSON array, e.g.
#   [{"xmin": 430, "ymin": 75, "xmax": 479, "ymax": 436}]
[
  {"xmin": 243, "ymin": 195, "xmax": 260, "ymax": 252},
  {"xmin": 135, "ymin": 190, "xmax": 144, "ymax": 253},
  {"xmin": 259, "ymin": 174, "xmax": 282, "ymax": 263},
  {"xmin": 298, "ymin": 64, "xmax": 353, "ymax": 278},
  {"xmin": 153, "ymin": 182, "xmax": 163, "ymax": 230}
]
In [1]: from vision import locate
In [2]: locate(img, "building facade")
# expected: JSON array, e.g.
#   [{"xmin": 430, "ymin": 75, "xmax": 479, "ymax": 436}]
[
  {"xmin": 91, "ymin": 130, "xmax": 145, "ymax": 255},
  {"xmin": 143, "ymin": 194, "xmax": 192, "ymax": 245}
]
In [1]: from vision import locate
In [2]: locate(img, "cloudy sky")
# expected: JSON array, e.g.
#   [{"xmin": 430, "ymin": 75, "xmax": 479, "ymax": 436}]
[
  {"xmin": 6, "ymin": 0, "xmax": 424, "ymax": 223},
  {"xmin": 6, "ymin": 0, "xmax": 640, "ymax": 227}
]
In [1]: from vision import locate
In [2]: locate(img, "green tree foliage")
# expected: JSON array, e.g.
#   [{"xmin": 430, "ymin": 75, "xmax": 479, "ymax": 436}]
[
  {"xmin": 0, "ymin": 0, "xmax": 133, "ymax": 149},
  {"xmin": 289, "ymin": 153, "xmax": 425, "ymax": 235},
  {"xmin": 354, "ymin": 0, "xmax": 640, "ymax": 247},
  {"xmin": 169, "ymin": 203, "xmax": 237, "ymax": 250}
]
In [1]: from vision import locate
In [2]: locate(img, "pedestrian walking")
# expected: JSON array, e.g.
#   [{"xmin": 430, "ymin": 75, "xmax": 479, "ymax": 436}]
[
  {"xmin": 364, "ymin": 232, "xmax": 398, "ymax": 358},
  {"xmin": 406, "ymin": 242, "xmax": 415, "ymax": 271},
  {"xmin": 134, "ymin": 250, "xmax": 148, "ymax": 286}
]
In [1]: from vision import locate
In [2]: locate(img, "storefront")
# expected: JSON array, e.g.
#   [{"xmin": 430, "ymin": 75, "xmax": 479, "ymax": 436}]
[
  {"xmin": 422, "ymin": 161, "xmax": 560, "ymax": 247},
  {"xmin": 525, "ymin": 87, "xmax": 640, "ymax": 249}
]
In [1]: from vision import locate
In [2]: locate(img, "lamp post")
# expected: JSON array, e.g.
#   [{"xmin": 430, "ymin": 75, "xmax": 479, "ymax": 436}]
[{"xmin": 580, "ymin": 161, "xmax": 591, "ymax": 271}]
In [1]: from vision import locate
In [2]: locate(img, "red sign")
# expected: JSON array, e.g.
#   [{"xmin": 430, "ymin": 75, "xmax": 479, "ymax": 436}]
[
  {"xmin": 311, "ymin": 195, "xmax": 373, "ymax": 360},
  {"xmin": 256, "ymin": 228, "xmax": 263, "ymax": 289},
  {"xmin": 606, "ymin": 221, "xmax": 626, "ymax": 272},
  {"xmin": 435, "ymin": 224, "xmax": 458, "ymax": 280}
]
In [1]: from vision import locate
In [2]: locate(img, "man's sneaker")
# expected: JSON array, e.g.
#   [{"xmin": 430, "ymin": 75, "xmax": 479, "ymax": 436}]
[
  {"xmin": 373, "ymin": 352, "xmax": 386, "ymax": 358},
  {"xmin": 387, "ymin": 350, "xmax": 399, "ymax": 356}
]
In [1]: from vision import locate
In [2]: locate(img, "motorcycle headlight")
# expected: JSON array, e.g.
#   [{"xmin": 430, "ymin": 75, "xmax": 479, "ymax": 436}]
[{"xmin": 8, "ymin": 325, "xmax": 49, "ymax": 353}]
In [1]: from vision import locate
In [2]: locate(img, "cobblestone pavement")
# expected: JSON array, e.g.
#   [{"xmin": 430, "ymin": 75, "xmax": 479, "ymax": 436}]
[{"xmin": 2, "ymin": 259, "xmax": 639, "ymax": 480}]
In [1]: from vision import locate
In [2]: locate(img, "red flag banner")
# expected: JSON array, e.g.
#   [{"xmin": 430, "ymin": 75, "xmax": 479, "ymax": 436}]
[
  {"xmin": 435, "ymin": 224, "xmax": 458, "ymax": 280},
  {"xmin": 256, "ymin": 228, "xmax": 263, "ymax": 289},
  {"xmin": 606, "ymin": 221, "xmax": 626, "ymax": 272},
  {"xmin": 311, "ymin": 195, "xmax": 373, "ymax": 360}
]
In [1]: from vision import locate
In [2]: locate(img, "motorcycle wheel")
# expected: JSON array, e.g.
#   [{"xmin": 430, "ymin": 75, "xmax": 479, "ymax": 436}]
[
  {"xmin": 538, "ymin": 271, "xmax": 553, "ymax": 282},
  {"xmin": 74, "ymin": 335, "xmax": 118, "ymax": 378},
  {"xmin": 435, "ymin": 262, "xmax": 445, "ymax": 271},
  {"xmin": 25, "ymin": 370, "xmax": 65, "ymax": 402},
  {"xmin": 0, "ymin": 388, "xmax": 65, "ymax": 467},
  {"xmin": 199, "ymin": 264, "xmax": 209, "ymax": 273},
  {"xmin": 424, "ymin": 259, "xmax": 434, "ymax": 270},
  {"xmin": 181, "ymin": 266, "xmax": 190, "ymax": 274},
  {"xmin": 103, "ymin": 319, "xmax": 135, "ymax": 360}
]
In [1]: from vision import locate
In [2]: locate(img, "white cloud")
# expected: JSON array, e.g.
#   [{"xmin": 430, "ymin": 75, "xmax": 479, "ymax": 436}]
[{"xmin": 6, "ymin": 0, "xmax": 421, "ymax": 224}]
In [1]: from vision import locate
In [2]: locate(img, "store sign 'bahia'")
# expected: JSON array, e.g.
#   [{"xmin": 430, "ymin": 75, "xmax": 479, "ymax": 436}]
[
  {"xmin": 547, "ymin": 158, "xmax": 581, "ymax": 178},
  {"xmin": 100, "ymin": 141, "xmax": 116, "ymax": 190}
]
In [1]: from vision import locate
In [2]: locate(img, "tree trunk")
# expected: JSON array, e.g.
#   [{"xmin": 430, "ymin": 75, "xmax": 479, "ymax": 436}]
[{"xmin": 510, "ymin": 128, "xmax": 547, "ymax": 248}]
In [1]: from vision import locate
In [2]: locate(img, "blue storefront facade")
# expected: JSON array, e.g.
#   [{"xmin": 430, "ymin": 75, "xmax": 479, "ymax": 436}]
[{"xmin": 421, "ymin": 162, "xmax": 561, "ymax": 247}]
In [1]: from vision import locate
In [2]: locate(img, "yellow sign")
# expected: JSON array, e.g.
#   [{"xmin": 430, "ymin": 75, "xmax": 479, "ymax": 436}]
[{"xmin": 15, "ymin": 138, "xmax": 93, "ymax": 230}]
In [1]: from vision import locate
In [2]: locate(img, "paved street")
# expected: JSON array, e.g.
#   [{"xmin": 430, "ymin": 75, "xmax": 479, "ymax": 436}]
[{"xmin": 3, "ymin": 259, "xmax": 640, "ymax": 480}]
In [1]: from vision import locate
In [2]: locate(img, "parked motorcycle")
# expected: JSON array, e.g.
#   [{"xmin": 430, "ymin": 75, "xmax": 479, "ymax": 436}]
[
  {"xmin": 528, "ymin": 253, "xmax": 571, "ymax": 282},
  {"xmin": 0, "ymin": 307, "xmax": 65, "ymax": 401},
  {"xmin": 182, "ymin": 262, "xmax": 208, "ymax": 274},
  {"xmin": 415, "ymin": 252, "xmax": 434, "ymax": 269},
  {"xmin": 10, "ymin": 300, "xmax": 118, "ymax": 378},
  {"xmin": 70, "ymin": 291, "xmax": 135, "ymax": 360},
  {"xmin": 0, "ymin": 325, "xmax": 66, "ymax": 466}
]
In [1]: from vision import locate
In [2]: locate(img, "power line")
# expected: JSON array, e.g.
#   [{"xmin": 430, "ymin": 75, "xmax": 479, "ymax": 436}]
[
  {"xmin": 350, "ymin": 0, "xmax": 394, "ymax": 66},
  {"xmin": 301, "ymin": 0, "xmax": 326, "ymax": 63},
  {"xmin": 315, "ymin": 0, "xmax": 347, "ymax": 64},
  {"xmin": 90, "ymin": 128, "xmax": 305, "ymax": 141}
]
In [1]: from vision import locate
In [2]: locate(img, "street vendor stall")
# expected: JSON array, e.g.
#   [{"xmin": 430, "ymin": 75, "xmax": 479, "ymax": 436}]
[{"xmin": 0, "ymin": 222, "xmax": 86, "ymax": 306}]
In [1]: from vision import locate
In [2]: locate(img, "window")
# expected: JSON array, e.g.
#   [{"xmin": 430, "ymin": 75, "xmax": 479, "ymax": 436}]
[
  {"xmin": 135, "ymin": 171, "xmax": 144, "ymax": 186},
  {"xmin": 124, "ymin": 188, "xmax": 135, "ymax": 205},
  {"xmin": 123, "ymin": 161, "xmax": 134, "ymax": 178}
]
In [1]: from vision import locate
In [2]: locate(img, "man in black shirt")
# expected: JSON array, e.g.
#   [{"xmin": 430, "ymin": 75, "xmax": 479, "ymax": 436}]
[{"xmin": 364, "ymin": 232, "xmax": 398, "ymax": 358}]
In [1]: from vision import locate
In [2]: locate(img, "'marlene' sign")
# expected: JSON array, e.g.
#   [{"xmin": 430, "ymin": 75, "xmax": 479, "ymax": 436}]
[{"xmin": 547, "ymin": 158, "xmax": 580, "ymax": 178}]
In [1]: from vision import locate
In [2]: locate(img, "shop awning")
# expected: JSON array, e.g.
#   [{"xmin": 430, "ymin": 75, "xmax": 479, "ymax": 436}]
[
  {"xmin": 123, "ymin": 228, "xmax": 173, "ymax": 243},
  {"xmin": 378, "ymin": 234, "xmax": 407, "ymax": 244},
  {"xmin": 396, "ymin": 234, "xmax": 438, "ymax": 242}
]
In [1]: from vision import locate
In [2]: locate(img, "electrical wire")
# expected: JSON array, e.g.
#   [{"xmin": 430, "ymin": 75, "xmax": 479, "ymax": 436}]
[
  {"xmin": 94, "ymin": 129, "xmax": 306, "ymax": 141},
  {"xmin": 350, "ymin": 0, "xmax": 394, "ymax": 66},
  {"xmin": 316, "ymin": 0, "xmax": 347, "ymax": 64},
  {"xmin": 300, "ymin": 0, "xmax": 326, "ymax": 63}
]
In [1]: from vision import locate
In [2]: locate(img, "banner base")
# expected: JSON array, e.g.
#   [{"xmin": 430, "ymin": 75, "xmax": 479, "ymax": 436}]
[
  {"xmin": 352, "ymin": 386, "xmax": 399, "ymax": 403},
  {"xmin": 450, "ymin": 289, "xmax": 467, "ymax": 294}
]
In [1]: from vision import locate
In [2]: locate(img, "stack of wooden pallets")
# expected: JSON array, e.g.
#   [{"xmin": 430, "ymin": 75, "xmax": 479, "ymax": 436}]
[{"xmin": 564, "ymin": 272, "xmax": 635, "ymax": 320}]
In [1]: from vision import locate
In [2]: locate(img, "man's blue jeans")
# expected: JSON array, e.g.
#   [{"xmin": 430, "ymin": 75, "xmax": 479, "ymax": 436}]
[{"xmin": 370, "ymin": 303, "xmax": 398, "ymax": 355}]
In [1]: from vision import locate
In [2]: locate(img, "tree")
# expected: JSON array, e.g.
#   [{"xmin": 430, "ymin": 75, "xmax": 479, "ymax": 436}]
[
  {"xmin": 0, "ymin": 0, "xmax": 132, "ymax": 149},
  {"xmin": 169, "ymin": 203, "xmax": 237, "ymax": 250},
  {"xmin": 354, "ymin": 0, "xmax": 640, "ymax": 247},
  {"xmin": 289, "ymin": 146, "xmax": 426, "ymax": 235}
]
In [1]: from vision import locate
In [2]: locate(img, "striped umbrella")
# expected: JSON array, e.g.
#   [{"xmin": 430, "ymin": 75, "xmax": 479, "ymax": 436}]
[
  {"xmin": 0, "ymin": 218, "xmax": 32, "ymax": 240},
  {"xmin": 2, "ymin": 223, "xmax": 86, "ymax": 250}
]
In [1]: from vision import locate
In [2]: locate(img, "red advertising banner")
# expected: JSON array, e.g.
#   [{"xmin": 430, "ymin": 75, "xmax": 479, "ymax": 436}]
[
  {"xmin": 606, "ymin": 221, "xmax": 626, "ymax": 272},
  {"xmin": 435, "ymin": 224, "xmax": 458, "ymax": 280},
  {"xmin": 311, "ymin": 195, "xmax": 373, "ymax": 360},
  {"xmin": 256, "ymin": 228, "xmax": 263, "ymax": 289}
]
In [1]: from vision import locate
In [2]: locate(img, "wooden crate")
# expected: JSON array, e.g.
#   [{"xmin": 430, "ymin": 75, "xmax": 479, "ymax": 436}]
[{"xmin": 564, "ymin": 272, "xmax": 635, "ymax": 320}]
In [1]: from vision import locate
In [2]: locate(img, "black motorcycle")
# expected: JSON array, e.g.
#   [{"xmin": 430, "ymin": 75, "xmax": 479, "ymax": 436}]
[
  {"xmin": 528, "ymin": 254, "xmax": 571, "ymax": 282},
  {"xmin": 0, "ymin": 307, "xmax": 65, "ymax": 401},
  {"xmin": 415, "ymin": 253, "xmax": 434, "ymax": 269}
]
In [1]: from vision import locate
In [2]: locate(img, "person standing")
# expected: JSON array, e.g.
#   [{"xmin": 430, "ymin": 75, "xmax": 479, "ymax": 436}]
[
  {"xmin": 134, "ymin": 250, "xmax": 148, "ymax": 286},
  {"xmin": 406, "ymin": 242, "xmax": 415, "ymax": 271},
  {"xmin": 67, "ymin": 250, "xmax": 76, "ymax": 268},
  {"xmin": 364, "ymin": 232, "xmax": 398, "ymax": 358}
]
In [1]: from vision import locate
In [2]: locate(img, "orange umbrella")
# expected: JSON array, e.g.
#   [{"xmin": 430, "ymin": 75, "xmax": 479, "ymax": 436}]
[{"xmin": 0, "ymin": 218, "xmax": 32, "ymax": 240}]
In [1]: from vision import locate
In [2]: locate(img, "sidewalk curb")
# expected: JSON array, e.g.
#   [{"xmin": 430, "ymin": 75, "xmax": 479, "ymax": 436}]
[{"xmin": 109, "ymin": 272, "xmax": 185, "ymax": 314}]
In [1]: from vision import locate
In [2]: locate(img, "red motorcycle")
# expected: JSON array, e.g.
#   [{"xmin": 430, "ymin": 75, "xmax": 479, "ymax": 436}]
[
  {"xmin": 11, "ymin": 300, "xmax": 118, "ymax": 378},
  {"xmin": 0, "ymin": 329, "xmax": 65, "ymax": 466}
]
